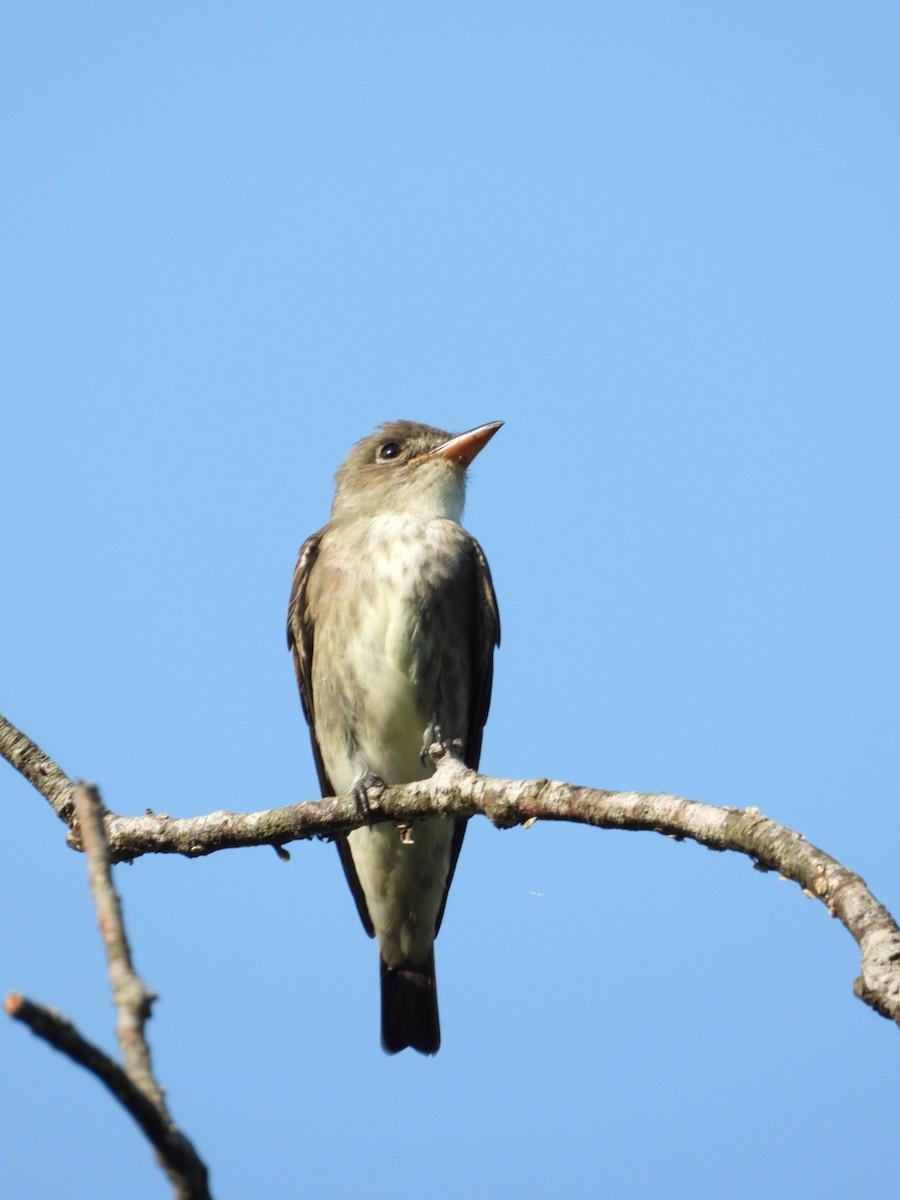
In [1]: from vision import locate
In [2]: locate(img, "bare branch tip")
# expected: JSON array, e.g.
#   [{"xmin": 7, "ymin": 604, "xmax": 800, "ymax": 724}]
[{"xmin": 4, "ymin": 992, "xmax": 24, "ymax": 1017}]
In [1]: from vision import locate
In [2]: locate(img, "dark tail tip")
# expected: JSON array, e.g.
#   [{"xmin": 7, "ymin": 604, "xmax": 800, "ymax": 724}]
[{"xmin": 380, "ymin": 952, "xmax": 440, "ymax": 1055}]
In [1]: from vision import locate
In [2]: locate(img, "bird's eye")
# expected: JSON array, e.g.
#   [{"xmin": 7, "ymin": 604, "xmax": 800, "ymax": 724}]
[{"xmin": 378, "ymin": 441, "xmax": 401, "ymax": 461}]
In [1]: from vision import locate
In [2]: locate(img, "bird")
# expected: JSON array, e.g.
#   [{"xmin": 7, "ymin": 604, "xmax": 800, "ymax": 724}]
[{"xmin": 287, "ymin": 420, "xmax": 501, "ymax": 1054}]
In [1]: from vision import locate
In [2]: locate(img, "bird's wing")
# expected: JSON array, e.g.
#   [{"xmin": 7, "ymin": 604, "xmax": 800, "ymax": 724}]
[
  {"xmin": 435, "ymin": 533, "xmax": 501, "ymax": 935},
  {"xmin": 464, "ymin": 534, "xmax": 501, "ymax": 773},
  {"xmin": 287, "ymin": 530, "xmax": 376, "ymax": 938},
  {"xmin": 286, "ymin": 531, "xmax": 333, "ymax": 796}
]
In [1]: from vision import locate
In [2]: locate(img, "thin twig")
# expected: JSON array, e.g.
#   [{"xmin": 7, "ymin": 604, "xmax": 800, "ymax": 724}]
[
  {"xmin": 74, "ymin": 783, "xmax": 164, "ymax": 1109},
  {"xmin": 0, "ymin": 711, "xmax": 76, "ymax": 822},
  {"xmin": 71, "ymin": 783, "xmax": 212, "ymax": 1200},
  {"xmin": 4, "ymin": 769, "xmax": 212, "ymax": 1200},
  {"xmin": 4, "ymin": 993, "xmax": 208, "ymax": 1194}
]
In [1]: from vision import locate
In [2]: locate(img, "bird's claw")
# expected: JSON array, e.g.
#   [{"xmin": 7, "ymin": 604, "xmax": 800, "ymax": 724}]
[
  {"xmin": 352, "ymin": 773, "xmax": 386, "ymax": 816},
  {"xmin": 420, "ymin": 723, "xmax": 462, "ymax": 768}
]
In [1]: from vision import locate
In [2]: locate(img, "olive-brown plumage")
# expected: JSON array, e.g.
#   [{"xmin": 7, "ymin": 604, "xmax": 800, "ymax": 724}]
[{"xmin": 287, "ymin": 420, "xmax": 501, "ymax": 1053}]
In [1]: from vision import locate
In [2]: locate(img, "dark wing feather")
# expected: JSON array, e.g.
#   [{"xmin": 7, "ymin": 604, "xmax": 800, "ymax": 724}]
[
  {"xmin": 335, "ymin": 839, "xmax": 375, "ymax": 937},
  {"xmin": 463, "ymin": 534, "xmax": 501, "ymax": 772},
  {"xmin": 435, "ymin": 533, "xmax": 500, "ymax": 934},
  {"xmin": 287, "ymin": 530, "xmax": 375, "ymax": 937},
  {"xmin": 286, "ymin": 532, "xmax": 334, "ymax": 796}
]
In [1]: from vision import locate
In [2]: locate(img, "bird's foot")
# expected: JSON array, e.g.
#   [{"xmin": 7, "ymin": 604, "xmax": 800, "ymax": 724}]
[
  {"xmin": 352, "ymin": 773, "xmax": 386, "ymax": 816},
  {"xmin": 420, "ymin": 723, "xmax": 463, "ymax": 769}
]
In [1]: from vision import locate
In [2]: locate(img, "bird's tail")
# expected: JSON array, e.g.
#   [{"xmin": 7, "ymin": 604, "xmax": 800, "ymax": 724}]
[{"xmin": 380, "ymin": 951, "xmax": 440, "ymax": 1055}]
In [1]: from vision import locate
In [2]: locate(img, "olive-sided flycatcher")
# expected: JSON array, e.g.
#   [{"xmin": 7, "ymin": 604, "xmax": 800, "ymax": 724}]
[{"xmin": 287, "ymin": 420, "xmax": 501, "ymax": 1055}]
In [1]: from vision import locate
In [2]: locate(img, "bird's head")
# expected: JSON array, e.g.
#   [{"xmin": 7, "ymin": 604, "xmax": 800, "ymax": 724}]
[{"xmin": 331, "ymin": 420, "xmax": 502, "ymax": 522}]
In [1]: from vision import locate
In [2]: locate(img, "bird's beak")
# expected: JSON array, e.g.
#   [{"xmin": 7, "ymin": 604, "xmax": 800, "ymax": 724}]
[{"xmin": 416, "ymin": 421, "xmax": 503, "ymax": 468}]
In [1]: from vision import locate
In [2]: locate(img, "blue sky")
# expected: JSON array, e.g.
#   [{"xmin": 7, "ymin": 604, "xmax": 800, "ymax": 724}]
[{"xmin": 3, "ymin": 4, "xmax": 899, "ymax": 1197}]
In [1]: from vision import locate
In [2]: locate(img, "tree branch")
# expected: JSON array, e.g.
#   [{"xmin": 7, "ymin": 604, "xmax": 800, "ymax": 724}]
[
  {"xmin": 4, "ymin": 773, "xmax": 211, "ymax": 1200},
  {"xmin": 4, "ymin": 993, "xmax": 209, "ymax": 1198},
  {"xmin": 0, "ymin": 710, "xmax": 76, "ymax": 823},
  {"xmin": 74, "ymin": 783, "xmax": 169, "ymax": 1114},
  {"xmin": 4, "ymin": 710, "xmax": 900, "ymax": 1031}
]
